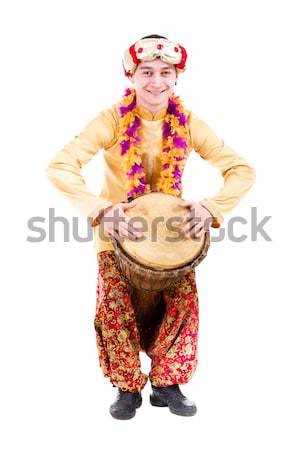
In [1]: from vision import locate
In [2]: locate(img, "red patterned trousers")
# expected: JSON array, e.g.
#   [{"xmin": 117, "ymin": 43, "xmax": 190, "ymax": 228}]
[{"xmin": 94, "ymin": 250, "xmax": 199, "ymax": 393}]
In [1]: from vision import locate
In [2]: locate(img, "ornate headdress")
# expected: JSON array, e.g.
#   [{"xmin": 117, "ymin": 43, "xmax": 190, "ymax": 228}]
[{"xmin": 122, "ymin": 37, "xmax": 188, "ymax": 78}]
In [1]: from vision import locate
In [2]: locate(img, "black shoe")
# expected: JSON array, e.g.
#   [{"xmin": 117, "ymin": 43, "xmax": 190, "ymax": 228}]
[
  {"xmin": 150, "ymin": 384, "xmax": 197, "ymax": 416},
  {"xmin": 109, "ymin": 388, "xmax": 142, "ymax": 420}
]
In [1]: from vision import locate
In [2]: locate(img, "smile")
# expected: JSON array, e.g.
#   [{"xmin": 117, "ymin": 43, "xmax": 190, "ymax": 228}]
[{"xmin": 145, "ymin": 89, "xmax": 167, "ymax": 95}]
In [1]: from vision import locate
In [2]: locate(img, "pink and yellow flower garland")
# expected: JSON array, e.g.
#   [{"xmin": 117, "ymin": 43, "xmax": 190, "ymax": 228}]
[{"xmin": 118, "ymin": 87, "xmax": 189, "ymax": 200}]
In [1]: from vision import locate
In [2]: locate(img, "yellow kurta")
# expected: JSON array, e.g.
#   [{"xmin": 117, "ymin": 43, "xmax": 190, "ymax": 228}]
[{"xmin": 45, "ymin": 102, "xmax": 256, "ymax": 254}]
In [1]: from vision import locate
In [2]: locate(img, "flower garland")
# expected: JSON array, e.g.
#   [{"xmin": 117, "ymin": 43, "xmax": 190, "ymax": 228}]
[{"xmin": 118, "ymin": 87, "xmax": 189, "ymax": 200}]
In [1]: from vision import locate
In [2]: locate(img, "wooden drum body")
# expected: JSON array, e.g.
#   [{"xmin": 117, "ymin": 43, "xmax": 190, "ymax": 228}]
[{"xmin": 110, "ymin": 192, "xmax": 210, "ymax": 293}]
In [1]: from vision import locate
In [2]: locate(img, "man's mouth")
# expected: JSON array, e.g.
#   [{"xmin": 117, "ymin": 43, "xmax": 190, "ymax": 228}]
[{"xmin": 145, "ymin": 89, "xmax": 167, "ymax": 95}]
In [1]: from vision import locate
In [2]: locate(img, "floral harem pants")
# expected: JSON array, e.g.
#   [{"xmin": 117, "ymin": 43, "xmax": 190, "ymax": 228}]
[{"xmin": 94, "ymin": 250, "xmax": 199, "ymax": 393}]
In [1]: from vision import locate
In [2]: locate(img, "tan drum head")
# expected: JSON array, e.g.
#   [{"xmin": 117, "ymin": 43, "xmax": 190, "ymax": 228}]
[{"xmin": 120, "ymin": 192, "xmax": 206, "ymax": 270}]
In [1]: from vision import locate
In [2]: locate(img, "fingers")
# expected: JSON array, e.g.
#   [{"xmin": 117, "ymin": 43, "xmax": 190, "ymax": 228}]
[
  {"xmin": 104, "ymin": 211, "xmax": 142, "ymax": 240},
  {"xmin": 203, "ymin": 216, "xmax": 213, "ymax": 230},
  {"xmin": 120, "ymin": 203, "xmax": 143, "ymax": 235},
  {"xmin": 178, "ymin": 206, "xmax": 210, "ymax": 231},
  {"xmin": 118, "ymin": 222, "xmax": 142, "ymax": 240},
  {"xmin": 179, "ymin": 211, "xmax": 194, "ymax": 224},
  {"xmin": 122, "ymin": 216, "xmax": 142, "ymax": 236},
  {"xmin": 117, "ymin": 225, "xmax": 134, "ymax": 241},
  {"xmin": 122, "ymin": 201, "xmax": 137, "ymax": 210},
  {"xmin": 179, "ymin": 199, "xmax": 197, "ymax": 223},
  {"xmin": 183, "ymin": 221, "xmax": 205, "ymax": 240},
  {"xmin": 180, "ymin": 199, "xmax": 193, "ymax": 207},
  {"xmin": 192, "ymin": 227, "xmax": 206, "ymax": 240},
  {"xmin": 181, "ymin": 217, "xmax": 202, "ymax": 234},
  {"xmin": 108, "ymin": 226, "xmax": 134, "ymax": 244}
]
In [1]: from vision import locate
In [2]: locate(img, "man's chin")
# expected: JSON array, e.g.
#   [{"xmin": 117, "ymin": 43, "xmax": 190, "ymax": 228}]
[{"xmin": 143, "ymin": 92, "xmax": 169, "ymax": 104}]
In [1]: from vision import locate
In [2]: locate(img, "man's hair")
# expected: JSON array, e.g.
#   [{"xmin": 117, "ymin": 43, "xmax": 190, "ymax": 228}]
[{"xmin": 141, "ymin": 34, "xmax": 168, "ymax": 40}]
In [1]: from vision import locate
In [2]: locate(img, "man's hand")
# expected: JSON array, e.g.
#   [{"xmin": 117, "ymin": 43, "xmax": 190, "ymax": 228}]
[
  {"xmin": 101, "ymin": 201, "xmax": 143, "ymax": 242},
  {"xmin": 175, "ymin": 199, "xmax": 213, "ymax": 240}
]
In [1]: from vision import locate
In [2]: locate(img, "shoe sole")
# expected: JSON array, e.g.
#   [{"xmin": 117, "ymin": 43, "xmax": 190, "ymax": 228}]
[
  {"xmin": 110, "ymin": 396, "xmax": 142, "ymax": 420},
  {"xmin": 150, "ymin": 395, "xmax": 197, "ymax": 416}
]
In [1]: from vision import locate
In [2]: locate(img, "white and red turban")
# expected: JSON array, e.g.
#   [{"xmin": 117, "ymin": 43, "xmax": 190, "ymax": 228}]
[{"xmin": 122, "ymin": 37, "xmax": 188, "ymax": 78}]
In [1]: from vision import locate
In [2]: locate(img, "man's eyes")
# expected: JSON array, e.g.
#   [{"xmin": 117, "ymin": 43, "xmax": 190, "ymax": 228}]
[{"xmin": 142, "ymin": 71, "xmax": 171, "ymax": 75}]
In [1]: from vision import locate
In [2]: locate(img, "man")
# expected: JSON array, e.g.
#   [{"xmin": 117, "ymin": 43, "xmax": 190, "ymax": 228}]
[{"xmin": 46, "ymin": 34, "xmax": 256, "ymax": 420}]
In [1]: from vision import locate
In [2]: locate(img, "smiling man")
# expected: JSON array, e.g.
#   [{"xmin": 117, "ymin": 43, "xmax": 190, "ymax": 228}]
[{"xmin": 46, "ymin": 34, "xmax": 256, "ymax": 420}]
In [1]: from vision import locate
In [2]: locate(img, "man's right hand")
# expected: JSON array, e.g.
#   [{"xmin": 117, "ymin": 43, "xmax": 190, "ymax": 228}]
[{"xmin": 101, "ymin": 201, "xmax": 143, "ymax": 242}]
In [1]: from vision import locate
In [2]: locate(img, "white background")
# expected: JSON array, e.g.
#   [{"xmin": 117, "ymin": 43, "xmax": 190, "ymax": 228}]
[{"xmin": 1, "ymin": 0, "xmax": 299, "ymax": 449}]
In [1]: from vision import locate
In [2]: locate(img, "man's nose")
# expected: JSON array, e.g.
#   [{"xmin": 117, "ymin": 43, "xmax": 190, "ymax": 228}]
[{"xmin": 151, "ymin": 73, "xmax": 163, "ymax": 86}]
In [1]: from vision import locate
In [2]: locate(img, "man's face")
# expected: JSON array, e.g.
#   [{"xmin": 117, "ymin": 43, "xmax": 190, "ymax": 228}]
[{"xmin": 129, "ymin": 58, "xmax": 177, "ymax": 107}]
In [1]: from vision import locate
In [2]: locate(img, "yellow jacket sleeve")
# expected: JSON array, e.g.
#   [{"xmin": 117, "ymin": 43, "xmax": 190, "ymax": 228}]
[
  {"xmin": 45, "ymin": 108, "xmax": 117, "ymax": 224},
  {"xmin": 189, "ymin": 111, "xmax": 256, "ymax": 228}
]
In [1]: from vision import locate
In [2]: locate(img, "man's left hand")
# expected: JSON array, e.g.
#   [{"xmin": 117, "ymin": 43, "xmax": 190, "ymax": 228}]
[{"xmin": 175, "ymin": 200, "xmax": 213, "ymax": 240}]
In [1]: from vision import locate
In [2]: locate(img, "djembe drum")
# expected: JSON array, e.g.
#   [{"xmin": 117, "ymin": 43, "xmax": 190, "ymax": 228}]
[{"xmin": 109, "ymin": 192, "xmax": 210, "ymax": 351}]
